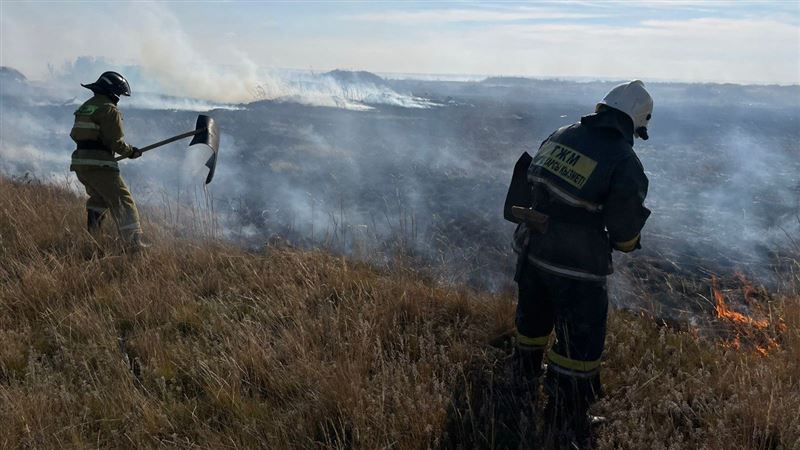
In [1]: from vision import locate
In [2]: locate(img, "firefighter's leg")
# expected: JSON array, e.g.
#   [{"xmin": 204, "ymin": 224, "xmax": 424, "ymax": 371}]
[
  {"xmin": 75, "ymin": 169, "xmax": 109, "ymax": 233},
  {"xmin": 509, "ymin": 263, "xmax": 556, "ymax": 446},
  {"xmin": 515, "ymin": 265, "xmax": 555, "ymax": 383},
  {"xmin": 543, "ymin": 275, "xmax": 608, "ymax": 443},
  {"xmin": 78, "ymin": 169, "xmax": 142, "ymax": 244}
]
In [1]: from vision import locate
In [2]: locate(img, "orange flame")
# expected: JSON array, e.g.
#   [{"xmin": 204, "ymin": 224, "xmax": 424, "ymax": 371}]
[
  {"xmin": 722, "ymin": 334, "xmax": 741, "ymax": 350},
  {"xmin": 712, "ymin": 276, "xmax": 768, "ymax": 329},
  {"xmin": 711, "ymin": 275, "xmax": 780, "ymax": 356}
]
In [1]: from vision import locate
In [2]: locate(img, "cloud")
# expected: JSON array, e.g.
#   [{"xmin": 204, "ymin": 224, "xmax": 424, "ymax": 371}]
[
  {"xmin": 344, "ymin": 7, "xmax": 605, "ymax": 23},
  {"xmin": 274, "ymin": 16, "xmax": 797, "ymax": 85},
  {"xmin": 489, "ymin": 17, "xmax": 800, "ymax": 84}
]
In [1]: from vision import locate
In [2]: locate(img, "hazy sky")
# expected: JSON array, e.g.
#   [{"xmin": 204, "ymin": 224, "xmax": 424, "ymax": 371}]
[{"xmin": 1, "ymin": 1, "xmax": 798, "ymax": 85}]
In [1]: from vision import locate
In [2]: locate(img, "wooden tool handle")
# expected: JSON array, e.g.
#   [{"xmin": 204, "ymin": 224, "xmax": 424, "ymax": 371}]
[{"xmin": 114, "ymin": 128, "xmax": 206, "ymax": 161}]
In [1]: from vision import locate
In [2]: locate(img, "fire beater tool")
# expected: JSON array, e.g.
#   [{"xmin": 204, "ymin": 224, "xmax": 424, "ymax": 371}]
[{"xmin": 115, "ymin": 114, "xmax": 220, "ymax": 184}]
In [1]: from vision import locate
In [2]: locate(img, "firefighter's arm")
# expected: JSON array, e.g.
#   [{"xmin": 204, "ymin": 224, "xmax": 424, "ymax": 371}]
[
  {"xmin": 603, "ymin": 156, "xmax": 651, "ymax": 252},
  {"xmin": 97, "ymin": 105, "xmax": 134, "ymax": 158}
]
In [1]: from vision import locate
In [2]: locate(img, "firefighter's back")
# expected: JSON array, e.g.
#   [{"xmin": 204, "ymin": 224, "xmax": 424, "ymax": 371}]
[
  {"xmin": 525, "ymin": 107, "xmax": 650, "ymax": 281},
  {"xmin": 70, "ymin": 95, "xmax": 124, "ymax": 171}
]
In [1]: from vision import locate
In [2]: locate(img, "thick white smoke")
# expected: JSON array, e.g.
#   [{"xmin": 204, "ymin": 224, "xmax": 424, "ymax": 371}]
[
  {"xmin": 127, "ymin": 4, "xmax": 434, "ymax": 109},
  {"xmin": 136, "ymin": 10, "xmax": 261, "ymax": 104}
]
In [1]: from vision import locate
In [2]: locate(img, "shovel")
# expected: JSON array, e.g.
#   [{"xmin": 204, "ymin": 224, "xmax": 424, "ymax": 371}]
[{"xmin": 115, "ymin": 115, "xmax": 220, "ymax": 184}]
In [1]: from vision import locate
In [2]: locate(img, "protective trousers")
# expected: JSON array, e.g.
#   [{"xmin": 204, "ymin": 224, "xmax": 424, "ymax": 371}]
[
  {"xmin": 514, "ymin": 263, "xmax": 607, "ymax": 421},
  {"xmin": 74, "ymin": 168, "xmax": 141, "ymax": 241}
]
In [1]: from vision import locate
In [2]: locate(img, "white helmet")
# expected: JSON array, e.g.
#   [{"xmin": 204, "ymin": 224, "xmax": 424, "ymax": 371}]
[{"xmin": 597, "ymin": 80, "xmax": 653, "ymax": 140}]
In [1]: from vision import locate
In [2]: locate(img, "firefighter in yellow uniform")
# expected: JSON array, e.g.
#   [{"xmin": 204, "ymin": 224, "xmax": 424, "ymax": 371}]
[{"xmin": 70, "ymin": 71, "xmax": 147, "ymax": 250}]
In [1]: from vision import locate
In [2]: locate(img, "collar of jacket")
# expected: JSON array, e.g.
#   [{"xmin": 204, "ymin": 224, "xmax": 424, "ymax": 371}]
[
  {"xmin": 580, "ymin": 109, "xmax": 634, "ymax": 145},
  {"xmin": 92, "ymin": 93, "xmax": 119, "ymax": 106}
]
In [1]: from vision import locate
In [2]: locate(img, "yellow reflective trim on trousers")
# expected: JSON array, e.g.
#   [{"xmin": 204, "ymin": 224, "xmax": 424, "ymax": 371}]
[
  {"xmin": 547, "ymin": 349, "xmax": 601, "ymax": 373},
  {"xmin": 516, "ymin": 330, "xmax": 549, "ymax": 347},
  {"xmin": 613, "ymin": 234, "xmax": 640, "ymax": 252},
  {"xmin": 71, "ymin": 158, "xmax": 119, "ymax": 169}
]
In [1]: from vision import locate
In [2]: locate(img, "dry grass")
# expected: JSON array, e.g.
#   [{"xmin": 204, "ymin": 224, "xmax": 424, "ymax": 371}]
[{"xmin": 0, "ymin": 175, "xmax": 798, "ymax": 449}]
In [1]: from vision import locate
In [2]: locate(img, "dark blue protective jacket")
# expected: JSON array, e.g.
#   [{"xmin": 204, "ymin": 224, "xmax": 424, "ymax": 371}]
[{"xmin": 508, "ymin": 108, "xmax": 650, "ymax": 281}]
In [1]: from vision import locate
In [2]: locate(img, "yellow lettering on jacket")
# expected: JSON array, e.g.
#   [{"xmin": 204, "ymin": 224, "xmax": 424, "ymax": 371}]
[{"xmin": 532, "ymin": 141, "xmax": 597, "ymax": 189}]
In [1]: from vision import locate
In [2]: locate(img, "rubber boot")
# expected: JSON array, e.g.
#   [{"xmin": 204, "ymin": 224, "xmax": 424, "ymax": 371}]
[
  {"xmin": 508, "ymin": 345, "xmax": 544, "ymax": 438},
  {"xmin": 491, "ymin": 347, "xmax": 544, "ymax": 448},
  {"xmin": 87, "ymin": 209, "xmax": 106, "ymax": 233},
  {"xmin": 543, "ymin": 382, "xmax": 605, "ymax": 449},
  {"xmin": 572, "ymin": 410, "xmax": 606, "ymax": 449},
  {"xmin": 515, "ymin": 346, "xmax": 545, "ymax": 380},
  {"xmin": 542, "ymin": 389, "xmax": 564, "ymax": 448},
  {"xmin": 126, "ymin": 233, "xmax": 151, "ymax": 253}
]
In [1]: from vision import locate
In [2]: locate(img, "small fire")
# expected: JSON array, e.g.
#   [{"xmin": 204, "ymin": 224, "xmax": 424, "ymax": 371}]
[
  {"xmin": 712, "ymin": 276, "xmax": 768, "ymax": 329},
  {"xmin": 711, "ymin": 275, "xmax": 779, "ymax": 355},
  {"xmin": 724, "ymin": 334, "xmax": 741, "ymax": 350}
]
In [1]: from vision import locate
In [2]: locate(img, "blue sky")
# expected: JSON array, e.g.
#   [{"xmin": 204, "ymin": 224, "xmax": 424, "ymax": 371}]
[{"xmin": 2, "ymin": 1, "xmax": 798, "ymax": 85}]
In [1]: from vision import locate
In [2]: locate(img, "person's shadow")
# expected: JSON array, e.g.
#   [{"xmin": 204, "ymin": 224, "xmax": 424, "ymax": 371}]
[{"xmin": 440, "ymin": 331, "xmax": 544, "ymax": 449}]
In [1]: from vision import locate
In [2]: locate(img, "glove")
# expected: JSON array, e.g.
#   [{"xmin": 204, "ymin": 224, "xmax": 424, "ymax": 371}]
[{"xmin": 129, "ymin": 147, "xmax": 142, "ymax": 159}]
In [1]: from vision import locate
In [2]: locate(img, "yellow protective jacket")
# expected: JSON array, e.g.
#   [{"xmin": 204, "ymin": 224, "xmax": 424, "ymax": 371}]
[{"xmin": 69, "ymin": 94, "xmax": 134, "ymax": 171}]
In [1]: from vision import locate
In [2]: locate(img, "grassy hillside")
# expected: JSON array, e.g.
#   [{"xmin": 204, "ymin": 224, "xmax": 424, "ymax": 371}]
[{"xmin": 0, "ymin": 176, "xmax": 798, "ymax": 449}]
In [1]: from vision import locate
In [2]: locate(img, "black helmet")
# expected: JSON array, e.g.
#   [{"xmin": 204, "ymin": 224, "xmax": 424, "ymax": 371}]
[{"xmin": 81, "ymin": 71, "xmax": 131, "ymax": 98}]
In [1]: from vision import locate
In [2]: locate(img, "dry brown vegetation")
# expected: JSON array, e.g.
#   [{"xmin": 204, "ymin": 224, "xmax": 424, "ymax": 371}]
[{"xmin": 0, "ymin": 175, "xmax": 798, "ymax": 449}]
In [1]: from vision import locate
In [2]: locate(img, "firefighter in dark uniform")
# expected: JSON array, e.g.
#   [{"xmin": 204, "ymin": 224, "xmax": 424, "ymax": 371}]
[
  {"xmin": 70, "ymin": 71, "xmax": 147, "ymax": 250},
  {"xmin": 504, "ymin": 80, "xmax": 653, "ymax": 445}
]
